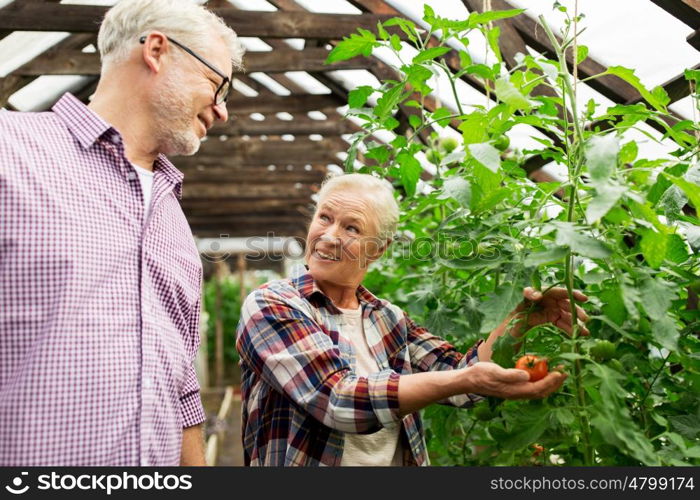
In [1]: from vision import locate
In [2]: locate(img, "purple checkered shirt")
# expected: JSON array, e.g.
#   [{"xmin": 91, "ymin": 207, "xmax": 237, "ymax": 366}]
[{"xmin": 0, "ymin": 93, "xmax": 205, "ymax": 466}]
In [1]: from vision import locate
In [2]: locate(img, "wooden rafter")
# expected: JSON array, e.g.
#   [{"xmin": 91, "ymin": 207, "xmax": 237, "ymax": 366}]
[
  {"xmin": 0, "ymin": 3, "xmax": 399, "ymax": 39},
  {"xmin": 11, "ymin": 47, "xmax": 366, "ymax": 76}
]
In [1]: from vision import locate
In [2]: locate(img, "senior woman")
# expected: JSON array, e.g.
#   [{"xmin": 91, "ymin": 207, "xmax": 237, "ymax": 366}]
[{"xmin": 236, "ymin": 173, "xmax": 588, "ymax": 466}]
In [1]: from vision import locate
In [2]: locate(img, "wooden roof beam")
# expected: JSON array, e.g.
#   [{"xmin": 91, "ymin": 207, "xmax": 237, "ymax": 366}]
[
  {"xmin": 210, "ymin": 115, "xmax": 356, "ymax": 136},
  {"xmin": 227, "ymin": 94, "xmax": 343, "ymax": 114},
  {"xmin": 182, "ymin": 182, "xmax": 318, "ymax": 199},
  {"xmin": 649, "ymin": 0, "xmax": 700, "ymax": 29},
  {"xmin": 0, "ymin": 3, "xmax": 401, "ymax": 39},
  {"xmin": 182, "ymin": 197, "xmax": 313, "ymax": 215},
  {"xmin": 12, "ymin": 48, "xmax": 364, "ymax": 76}
]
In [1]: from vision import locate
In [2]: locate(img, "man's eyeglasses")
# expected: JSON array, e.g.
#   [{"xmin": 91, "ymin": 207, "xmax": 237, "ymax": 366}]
[{"xmin": 139, "ymin": 35, "xmax": 232, "ymax": 106}]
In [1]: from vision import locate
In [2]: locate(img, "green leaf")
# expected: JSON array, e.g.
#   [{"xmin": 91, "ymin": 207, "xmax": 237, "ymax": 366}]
[
  {"xmin": 374, "ymin": 83, "xmax": 404, "ymax": 122},
  {"xmin": 665, "ymin": 174, "xmax": 700, "ymax": 210},
  {"xmin": 390, "ymin": 34, "xmax": 402, "ymax": 51},
  {"xmin": 666, "ymin": 233, "xmax": 690, "ymax": 263},
  {"xmin": 348, "ymin": 85, "xmax": 374, "ymax": 109},
  {"xmin": 431, "ymin": 107, "xmax": 453, "ymax": 127},
  {"xmin": 600, "ymin": 286, "xmax": 627, "ymax": 325},
  {"xmin": 468, "ymin": 142, "xmax": 501, "ymax": 173},
  {"xmin": 495, "ymin": 76, "xmax": 532, "ymax": 110},
  {"xmin": 466, "ymin": 64, "xmax": 495, "ymax": 80},
  {"xmin": 639, "ymin": 277, "xmax": 676, "ymax": 321},
  {"xmin": 469, "ymin": 8, "xmax": 525, "ymax": 24},
  {"xmin": 639, "ymin": 229, "xmax": 667, "ymax": 269},
  {"xmin": 480, "ymin": 282, "xmax": 522, "ymax": 333},
  {"xmin": 524, "ymin": 247, "xmax": 568, "ymax": 267},
  {"xmin": 618, "ymin": 141, "xmax": 638, "ymax": 164},
  {"xmin": 497, "ymin": 407, "xmax": 550, "ymax": 451},
  {"xmin": 412, "ymin": 46, "xmax": 451, "ymax": 64},
  {"xmin": 403, "ymin": 64, "xmax": 433, "ymax": 96},
  {"xmin": 396, "ymin": 150, "xmax": 422, "ymax": 197},
  {"xmin": 458, "ymin": 112, "xmax": 490, "ymax": 144},
  {"xmin": 590, "ymin": 364, "xmax": 661, "ymax": 465},
  {"xmin": 438, "ymin": 176, "xmax": 471, "ymax": 207},
  {"xmin": 491, "ymin": 330, "xmax": 520, "ymax": 368},
  {"xmin": 651, "ymin": 316, "xmax": 679, "ymax": 352},
  {"xmin": 585, "ymin": 134, "xmax": 619, "ymax": 185},
  {"xmin": 586, "ymin": 184, "xmax": 625, "ymax": 223},
  {"xmin": 669, "ymin": 415, "xmax": 700, "ymax": 440},
  {"xmin": 408, "ymin": 114, "xmax": 421, "ymax": 129},
  {"xmin": 603, "ymin": 66, "xmax": 668, "ymax": 112},
  {"xmin": 685, "ymin": 68, "xmax": 700, "ymax": 82},
  {"xmin": 365, "ymin": 145, "xmax": 390, "ymax": 165},
  {"xmin": 377, "ymin": 21, "xmax": 389, "ymax": 41},
  {"xmin": 576, "ymin": 45, "xmax": 588, "ymax": 64},
  {"xmin": 554, "ymin": 223, "xmax": 612, "ymax": 259},
  {"xmin": 383, "ymin": 17, "xmax": 418, "ymax": 43},
  {"xmin": 486, "ymin": 26, "xmax": 502, "ymax": 63},
  {"xmin": 326, "ymin": 28, "xmax": 379, "ymax": 63}
]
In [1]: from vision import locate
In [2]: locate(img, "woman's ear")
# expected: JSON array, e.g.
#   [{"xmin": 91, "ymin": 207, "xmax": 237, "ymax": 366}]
[{"xmin": 368, "ymin": 238, "xmax": 391, "ymax": 263}]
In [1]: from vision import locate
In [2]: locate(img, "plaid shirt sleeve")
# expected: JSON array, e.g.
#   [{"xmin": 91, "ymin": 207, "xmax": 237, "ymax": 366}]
[
  {"xmin": 180, "ymin": 295, "xmax": 206, "ymax": 428},
  {"xmin": 404, "ymin": 313, "xmax": 484, "ymax": 407},
  {"xmin": 237, "ymin": 288, "xmax": 402, "ymax": 433}
]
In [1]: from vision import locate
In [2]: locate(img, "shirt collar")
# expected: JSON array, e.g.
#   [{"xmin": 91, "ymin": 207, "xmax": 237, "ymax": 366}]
[
  {"xmin": 52, "ymin": 93, "xmax": 184, "ymax": 198},
  {"xmin": 52, "ymin": 93, "xmax": 111, "ymax": 149},
  {"xmin": 290, "ymin": 265, "xmax": 384, "ymax": 312}
]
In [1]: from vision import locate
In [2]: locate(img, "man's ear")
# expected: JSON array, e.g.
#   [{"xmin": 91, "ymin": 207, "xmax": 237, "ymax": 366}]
[{"xmin": 140, "ymin": 32, "xmax": 168, "ymax": 74}]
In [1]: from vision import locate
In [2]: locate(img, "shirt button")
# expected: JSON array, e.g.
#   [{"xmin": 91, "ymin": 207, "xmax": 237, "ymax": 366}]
[
  {"xmin": 127, "ymin": 171, "xmax": 137, "ymax": 181},
  {"xmin": 144, "ymin": 378, "xmax": 153, "ymax": 389}
]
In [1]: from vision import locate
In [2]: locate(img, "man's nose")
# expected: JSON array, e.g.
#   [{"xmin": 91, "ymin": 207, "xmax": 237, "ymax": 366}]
[{"xmin": 213, "ymin": 101, "xmax": 228, "ymax": 123}]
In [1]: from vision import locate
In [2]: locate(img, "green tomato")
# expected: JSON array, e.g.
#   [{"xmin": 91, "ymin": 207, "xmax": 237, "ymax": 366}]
[
  {"xmin": 589, "ymin": 340, "xmax": 617, "ymax": 361},
  {"xmin": 608, "ymin": 359, "xmax": 624, "ymax": 372},
  {"xmin": 559, "ymin": 342, "xmax": 573, "ymax": 354},
  {"xmin": 439, "ymin": 137, "xmax": 459, "ymax": 153},
  {"xmin": 472, "ymin": 403, "xmax": 497, "ymax": 421},
  {"xmin": 426, "ymin": 149, "xmax": 442, "ymax": 165},
  {"xmin": 492, "ymin": 135, "xmax": 510, "ymax": 152}
]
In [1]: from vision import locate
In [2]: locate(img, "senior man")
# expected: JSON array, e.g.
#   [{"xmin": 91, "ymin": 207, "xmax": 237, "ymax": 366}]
[
  {"xmin": 0, "ymin": 0, "xmax": 244, "ymax": 465},
  {"xmin": 237, "ymin": 173, "xmax": 589, "ymax": 466}
]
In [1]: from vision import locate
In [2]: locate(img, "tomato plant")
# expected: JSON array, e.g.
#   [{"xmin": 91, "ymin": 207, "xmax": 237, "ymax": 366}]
[
  {"xmin": 331, "ymin": 3, "xmax": 700, "ymax": 465},
  {"xmin": 515, "ymin": 355, "xmax": 549, "ymax": 381}
]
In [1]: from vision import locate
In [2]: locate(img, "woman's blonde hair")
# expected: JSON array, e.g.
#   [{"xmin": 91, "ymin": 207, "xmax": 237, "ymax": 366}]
[
  {"xmin": 97, "ymin": 0, "xmax": 245, "ymax": 71},
  {"xmin": 316, "ymin": 173, "xmax": 399, "ymax": 240}
]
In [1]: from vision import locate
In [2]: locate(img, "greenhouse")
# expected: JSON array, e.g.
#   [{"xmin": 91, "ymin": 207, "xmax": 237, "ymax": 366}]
[{"xmin": 0, "ymin": 0, "xmax": 698, "ymax": 468}]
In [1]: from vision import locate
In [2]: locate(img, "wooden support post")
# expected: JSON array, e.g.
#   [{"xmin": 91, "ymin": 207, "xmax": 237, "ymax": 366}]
[
  {"xmin": 237, "ymin": 254, "xmax": 247, "ymax": 308},
  {"xmin": 213, "ymin": 260, "xmax": 227, "ymax": 388}
]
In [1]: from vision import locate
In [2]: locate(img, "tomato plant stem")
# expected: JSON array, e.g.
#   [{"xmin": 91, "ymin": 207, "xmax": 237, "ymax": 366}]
[{"xmin": 540, "ymin": 15, "xmax": 594, "ymax": 466}]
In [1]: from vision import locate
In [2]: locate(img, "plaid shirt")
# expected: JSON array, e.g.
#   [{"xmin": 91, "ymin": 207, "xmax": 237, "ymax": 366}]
[
  {"xmin": 0, "ymin": 93, "xmax": 204, "ymax": 466},
  {"xmin": 237, "ymin": 268, "xmax": 483, "ymax": 466}
]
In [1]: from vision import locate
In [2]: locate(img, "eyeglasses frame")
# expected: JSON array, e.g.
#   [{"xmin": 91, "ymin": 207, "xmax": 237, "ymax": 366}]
[{"xmin": 139, "ymin": 34, "xmax": 232, "ymax": 105}]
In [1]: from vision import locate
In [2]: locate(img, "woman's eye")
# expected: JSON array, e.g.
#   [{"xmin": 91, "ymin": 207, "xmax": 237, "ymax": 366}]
[
  {"xmin": 347, "ymin": 226, "xmax": 359, "ymax": 234},
  {"xmin": 319, "ymin": 214, "xmax": 330, "ymax": 222}
]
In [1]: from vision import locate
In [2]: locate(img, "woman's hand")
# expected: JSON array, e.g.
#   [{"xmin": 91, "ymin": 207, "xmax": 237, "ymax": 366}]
[
  {"xmin": 514, "ymin": 286, "xmax": 590, "ymax": 336},
  {"xmin": 461, "ymin": 361, "xmax": 567, "ymax": 400}
]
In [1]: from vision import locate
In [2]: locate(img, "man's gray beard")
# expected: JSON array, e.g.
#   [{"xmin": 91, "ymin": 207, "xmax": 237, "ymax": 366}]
[{"xmin": 152, "ymin": 70, "xmax": 203, "ymax": 157}]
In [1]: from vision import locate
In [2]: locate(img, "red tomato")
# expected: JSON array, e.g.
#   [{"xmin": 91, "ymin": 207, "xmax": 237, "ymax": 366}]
[{"xmin": 515, "ymin": 355, "xmax": 548, "ymax": 382}]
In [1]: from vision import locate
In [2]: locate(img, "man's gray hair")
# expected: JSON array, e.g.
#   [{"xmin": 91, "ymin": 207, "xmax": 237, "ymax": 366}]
[
  {"xmin": 97, "ymin": 0, "xmax": 245, "ymax": 71},
  {"xmin": 316, "ymin": 173, "xmax": 399, "ymax": 241}
]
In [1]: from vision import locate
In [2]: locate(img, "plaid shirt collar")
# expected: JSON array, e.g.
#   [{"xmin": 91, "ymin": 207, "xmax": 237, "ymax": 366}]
[
  {"xmin": 52, "ymin": 93, "xmax": 184, "ymax": 199},
  {"xmin": 290, "ymin": 265, "xmax": 385, "ymax": 313}
]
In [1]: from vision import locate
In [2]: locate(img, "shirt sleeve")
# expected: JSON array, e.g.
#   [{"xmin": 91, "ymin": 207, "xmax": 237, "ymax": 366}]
[
  {"xmin": 180, "ymin": 295, "xmax": 206, "ymax": 428},
  {"xmin": 404, "ymin": 313, "xmax": 484, "ymax": 407},
  {"xmin": 236, "ymin": 288, "xmax": 402, "ymax": 433}
]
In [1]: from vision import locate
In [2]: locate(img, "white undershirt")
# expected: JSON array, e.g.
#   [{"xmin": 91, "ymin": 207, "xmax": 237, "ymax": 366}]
[
  {"xmin": 338, "ymin": 304, "xmax": 403, "ymax": 466},
  {"xmin": 131, "ymin": 164, "xmax": 154, "ymax": 220}
]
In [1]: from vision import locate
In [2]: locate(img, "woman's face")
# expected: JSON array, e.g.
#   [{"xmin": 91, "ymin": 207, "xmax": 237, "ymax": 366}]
[{"xmin": 305, "ymin": 189, "xmax": 386, "ymax": 288}]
